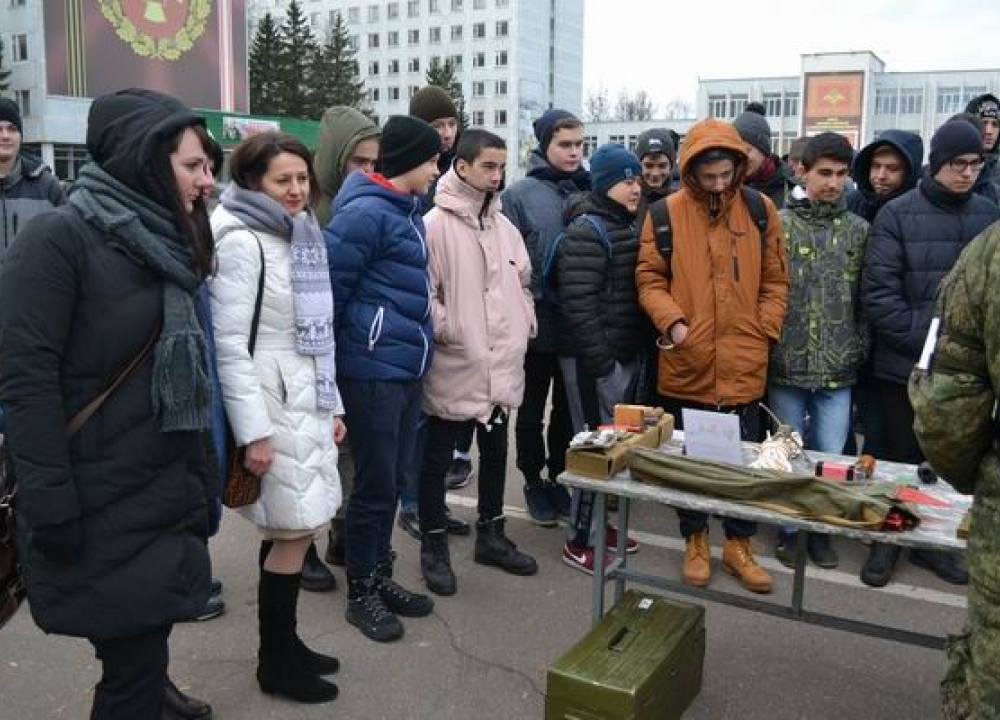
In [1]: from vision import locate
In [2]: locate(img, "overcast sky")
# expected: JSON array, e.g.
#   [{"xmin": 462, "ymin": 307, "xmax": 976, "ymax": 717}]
[{"xmin": 583, "ymin": 0, "xmax": 1000, "ymax": 113}]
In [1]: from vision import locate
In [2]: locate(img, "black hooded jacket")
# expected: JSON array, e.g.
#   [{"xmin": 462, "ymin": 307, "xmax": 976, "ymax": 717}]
[
  {"xmin": 0, "ymin": 90, "xmax": 212, "ymax": 640},
  {"xmin": 554, "ymin": 192, "xmax": 651, "ymax": 376},
  {"xmin": 847, "ymin": 130, "xmax": 925, "ymax": 223}
]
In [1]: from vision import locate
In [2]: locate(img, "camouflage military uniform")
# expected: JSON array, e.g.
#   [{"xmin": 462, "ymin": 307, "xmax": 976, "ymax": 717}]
[
  {"xmin": 770, "ymin": 198, "xmax": 870, "ymax": 388},
  {"xmin": 909, "ymin": 220, "xmax": 1000, "ymax": 720}
]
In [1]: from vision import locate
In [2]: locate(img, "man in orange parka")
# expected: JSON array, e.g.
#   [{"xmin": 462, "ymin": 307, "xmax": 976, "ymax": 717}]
[{"xmin": 636, "ymin": 117, "xmax": 789, "ymax": 594}]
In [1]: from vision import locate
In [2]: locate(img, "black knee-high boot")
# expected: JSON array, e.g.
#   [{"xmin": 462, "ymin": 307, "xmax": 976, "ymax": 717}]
[{"xmin": 257, "ymin": 569, "xmax": 339, "ymax": 703}]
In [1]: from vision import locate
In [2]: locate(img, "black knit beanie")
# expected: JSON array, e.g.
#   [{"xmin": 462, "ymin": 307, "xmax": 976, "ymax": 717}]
[
  {"xmin": 634, "ymin": 128, "xmax": 676, "ymax": 165},
  {"xmin": 409, "ymin": 86, "xmax": 458, "ymax": 123},
  {"xmin": 929, "ymin": 119, "xmax": 983, "ymax": 176},
  {"xmin": 0, "ymin": 98, "xmax": 22, "ymax": 135},
  {"xmin": 379, "ymin": 115, "xmax": 441, "ymax": 178},
  {"xmin": 733, "ymin": 110, "xmax": 772, "ymax": 157},
  {"xmin": 533, "ymin": 108, "xmax": 577, "ymax": 154}
]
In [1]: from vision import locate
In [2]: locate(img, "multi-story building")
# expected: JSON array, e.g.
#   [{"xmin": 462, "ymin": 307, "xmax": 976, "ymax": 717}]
[{"xmin": 248, "ymin": 0, "xmax": 585, "ymax": 173}]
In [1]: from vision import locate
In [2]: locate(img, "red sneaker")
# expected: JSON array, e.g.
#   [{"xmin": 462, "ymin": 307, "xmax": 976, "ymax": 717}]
[
  {"xmin": 562, "ymin": 542, "xmax": 614, "ymax": 575},
  {"xmin": 605, "ymin": 525, "xmax": 640, "ymax": 554}
]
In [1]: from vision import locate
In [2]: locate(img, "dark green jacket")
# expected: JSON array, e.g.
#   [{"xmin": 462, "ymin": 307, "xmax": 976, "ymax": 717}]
[{"xmin": 770, "ymin": 195, "xmax": 870, "ymax": 389}]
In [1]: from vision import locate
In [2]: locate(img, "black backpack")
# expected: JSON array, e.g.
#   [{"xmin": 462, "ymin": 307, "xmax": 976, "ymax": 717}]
[{"xmin": 646, "ymin": 186, "xmax": 769, "ymax": 280}]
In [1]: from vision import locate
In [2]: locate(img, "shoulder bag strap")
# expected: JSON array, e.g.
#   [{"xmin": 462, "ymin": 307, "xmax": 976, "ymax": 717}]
[
  {"xmin": 66, "ymin": 327, "xmax": 160, "ymax": 437},
  {"xmin": 248, "ymin": 235, "xmax": 266, "ymax": 356}
]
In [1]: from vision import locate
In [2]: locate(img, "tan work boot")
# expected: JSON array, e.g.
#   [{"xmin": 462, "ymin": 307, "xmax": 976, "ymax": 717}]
[
  {"xmin": 682, "ymin": 529, "xmax": 711, "ymax": 587},
  {"xmin": 722, "ymin": 537, "xmax": 773, "ymax": 594}
]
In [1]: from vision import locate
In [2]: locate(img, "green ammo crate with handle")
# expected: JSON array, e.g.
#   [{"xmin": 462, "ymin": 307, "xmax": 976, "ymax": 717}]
[{"xmin": 546, "ymin": 590, "xmax": 705, "ymax": 720}]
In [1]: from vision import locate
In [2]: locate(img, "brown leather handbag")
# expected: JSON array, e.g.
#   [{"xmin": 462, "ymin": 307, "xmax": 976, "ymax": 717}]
[
  {"xmin": 222, "ymin": 235, "xmax": 266, "ymax": 509},
  {"xmin": 0, "ymin": 330, "xmax": 158, "ymax": 630}
]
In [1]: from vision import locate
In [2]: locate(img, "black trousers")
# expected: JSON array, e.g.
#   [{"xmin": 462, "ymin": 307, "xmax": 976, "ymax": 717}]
[
  {"xmin": 660, "ymin": 396, "xmax": 759, "ymax": 539},
  {"xmin": 89, "ymin": 624, "xmax": 171, "ymax": 719},
  {"xmin": 455, "ymin": 420, "xmax": 475, "ymax": 455},
  {"xmin": 420, "ymin": 413, "xmax": 509, "ymax": 531},
  {"xmin": 515, "ymin": 349, "xmax": 573, "ymax": 485},
  {"xmin": 877, "ymin": 380, "xmax": 924, "ymax": 464}
]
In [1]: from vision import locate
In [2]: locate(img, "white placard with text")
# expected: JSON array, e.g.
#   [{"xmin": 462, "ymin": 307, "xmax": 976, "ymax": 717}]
[{"xmin": 681, "ymin": 409, "xmax": 743, "ymax": 465}]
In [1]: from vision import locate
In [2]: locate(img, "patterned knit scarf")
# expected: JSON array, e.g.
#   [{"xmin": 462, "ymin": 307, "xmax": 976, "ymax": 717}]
[
  {"xmin": 219, "ymin": 184, "xmax": 339, "ymax": 411},
  {"xmin": 69, "ymin": 163, "xmax": 210, "ymax": 431}
]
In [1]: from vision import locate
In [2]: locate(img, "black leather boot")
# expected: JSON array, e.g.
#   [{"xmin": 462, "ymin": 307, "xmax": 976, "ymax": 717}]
[
  {"xmin": 163, "ymin": 677, "xmax": 213, "ymax": 719},
  {"xmin": 257, "ymin": 570, "xmax": 339, "ymax": 703},
  {"xmin": 300, "ymin": 542, "xmax": 337, "ymax": 593},
  {"xmin": 345, "ymin": 573, "xmax": 404, "ymax": 643},
  {"xmin": 325, "ymin": 518, "xmax": 345, "ymax": 566},
  {"xmin": 375, "ymin": 554, "xmax": 434, "ymax": 617},
  {"xmin": 420, "ymin": 530, "xmax": 457, "ymax": 596},
  {"xmin": 474, "ymin": 516, "xmax": 538, "ymax": 576}
]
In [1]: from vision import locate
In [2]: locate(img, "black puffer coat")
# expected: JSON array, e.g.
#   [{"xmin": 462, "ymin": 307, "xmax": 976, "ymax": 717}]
[
  {"xmin": 0, "ymin": 206, "xmax": 212, "ymax": 640},
  {"xmin": 555, "ymin": 192, "xmax": 650, "ymax": 377},
  {"xmin": 862, "ymin": 172, "xmax": 1000, "ymax": 385}
]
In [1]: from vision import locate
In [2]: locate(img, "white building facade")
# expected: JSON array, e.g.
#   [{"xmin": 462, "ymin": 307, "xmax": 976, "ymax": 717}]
[{"xmin": 249, "ymin": 0, "xmax": 585, "ymax": 172}]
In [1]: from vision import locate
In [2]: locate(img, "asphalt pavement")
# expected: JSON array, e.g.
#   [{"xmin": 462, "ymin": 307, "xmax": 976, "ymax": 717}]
[{"xmin": 0, "ymin": 453, "xmax": 963, "ymax": 719}]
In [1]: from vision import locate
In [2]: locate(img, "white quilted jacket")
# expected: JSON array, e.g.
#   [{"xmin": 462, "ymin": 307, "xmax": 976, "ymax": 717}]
[{"xmin": 209, "ymin": 206, "xmax": 342, "ymax": 531}]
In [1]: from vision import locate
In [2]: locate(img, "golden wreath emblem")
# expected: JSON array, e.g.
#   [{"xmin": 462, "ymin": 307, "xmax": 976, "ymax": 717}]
[{"xmin": 98, "ymin": 0, "xmax": 211, "ymax": 61}]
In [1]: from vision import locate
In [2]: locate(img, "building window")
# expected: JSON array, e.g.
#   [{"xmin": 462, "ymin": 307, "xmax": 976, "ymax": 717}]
[
  {"xmin": 708, "ymin": 95, "xmax": 727, "ymax": 118},
  {"xmin": 9, "ymin": 0, "xmax": 28, "ymax": 6},
  {"xmin": 963, "ymin": 85, "xmax": 988, "ymax": 105},
  {"xmin": 473, "ymin": 52, "xmax": 485, "ymax": 68},
  {"xmin": 388, "ymin": 59, "xmax": 400, "ymax": 74},
  {"xmin": 494, "ymin": 109, "xmax": 507, "ymax": 126},
  {"xmin": 408, "ymin": 29, "xmax": 419, "ymax": 44},
  {"xmin": 473, "ymin": 22, "xmax": 486, "ymax": 39},
  {"xmin": 451, "ymin": 0, "xmax": 463, "ymax": 9},
  {"xmin": 472, "ymin": 81, "xmax": 486, "ymax": 97},
  {"xmin": 367, "ymin": 32, "xmax": 379, "ymax": 49},
  {"xmin": 429, "ymin": 27, "xmax": 441, "ymax": 43},
  {"xmin": 899, "ymin": 88, "xmax": 923, "ymax": 115},
  {"xmin": 369, "ymin": 60, "xmax": 380, "ymax": 75},
  {"xmin": 389, "ymin": 87, "xmax": 401, "ymax": 100},
  {"xmin": 495, "ymin": 20, "xmax": 509, "ymax": 37},
  {"xmin": 349, "ymin": 34, "xmax": 359, "ymax": 51},
  {"xmin": 367, "ymin": 4, "xmax": 379, "ymax": 22},
  {"xmin": 583, "ymin": 136, "xmax": 597, "ymax": 157},
  {"xmin": 451, "ymin": 25, "xmax": 463, "ymax": 41},
  {"xmin": 408, "ymin": 57, "xmax": 420, "ymax": 73},
  {"xmin": 728, "ymin": 94, "xmax": 748, "ymax": 118},
  {"xmin": 14, "ymin": 89, "xmax": 29, "ymax": 116},
  {"xmin": 496, "ymin": 0, "xmax": 509, "ymax": 6},
  {"xmin": 428, "ymin": 0, "xmax": 440, "ymax": 12},
  {"xmin": 387, "ymin": 30, "xmax": 399, "ymax": 47},
  {"xmin": 472, "ymin": 110, "xmax": 485, "ymax": 125},
  {"xmin": 370, "ymin": 88, "xmax": 381, "ymax": 102},
  {"xmin": 783, "ymin": 92, "xmax": 800, "ymax": 117},
  {"xmin": 348, "ymin": 6, "xmax": 360, "ymax": 23},
  {"xmin": 450, "ymin": 54, "xmax": 463, "ymax": 69},
  {"xmin": 407, "ymin": 0, "xmax": 419, "ymax": 17},
  {"xmin": 495, "ymin": 50, "xmax": 507, "ymax": 67},
  {"xmin": 11, "ymin": 33, "xmax": 28, "ymax": 62},
  {"xmin": 875, "ymin": 89, "xmax": 898, "ymax": 116},
  {"xmin": 762, "ymin": 93, "xmax": 782, "ymax": 117},
  {"xmin": 53, "ymin": 143, "xmax": 89, "ymax": 181},
  {"xmin": 387, "ymin": 2, "xmax": 399, "ymax": 19},
  {"xmin": 936, "ymin": 87, "xmax": 962, "ymax": 114},
  {"xmin": 409, "ymin": 85, "xmax": 421, "ymax": 98},
  {"xmin": 495, "ymin": 80, "xmax": 507, "ymax": 96},
  {"xmin": 473, "ymin": 0, "xmax": 486, "ymax": 8},
  {"xmin": 610, "ymin": 134, "xmax": 625, "ymax": 145}
]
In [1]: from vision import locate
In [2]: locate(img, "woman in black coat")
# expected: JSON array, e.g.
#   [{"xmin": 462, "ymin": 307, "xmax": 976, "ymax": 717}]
[{"xmin": 0, "ymin": 89, "xmax": 218, "ymax": 719}]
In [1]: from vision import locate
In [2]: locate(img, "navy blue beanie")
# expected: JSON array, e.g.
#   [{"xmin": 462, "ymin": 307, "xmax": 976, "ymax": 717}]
[
  {"xmin": 533, "ymin": 108, "xmax": 577, "ymax": 154},
  {"xmin": 590, "ymin": 143, "xmax": 642, "ymax": 195},
  {"xmin": 929, "ymin": 119, "xmax": 983, "ymax": 176}
]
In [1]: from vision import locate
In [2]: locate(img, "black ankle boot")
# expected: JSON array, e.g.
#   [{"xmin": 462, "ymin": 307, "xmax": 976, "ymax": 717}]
[
  {"xmin": 163, "ymin": 676, "xmax": 212, "ymax": 719},
  {"xmin": 346, "ymin": 573, "xmax": 404, "ymax": 642},
  {"xmin": 420, "ymin": 530, "xmax": 457, "ymax": 596},
  {"xmin": 474, "ymin": 516, "xmax": 538, "ymax": 576},
  {"xmin": 325, "ymin": 518, "xmax": 345, "ymax": 567},
  {"xmin": 375, "ymin": 555, "xmax": 434, "ymax": 617},
  {"xmin": 257, "ymin": 570, "xmax": 339, "ymax": 703},
  {"xmin": 301, "ymin": 542, "xmax": 337, "ymax": 593}
]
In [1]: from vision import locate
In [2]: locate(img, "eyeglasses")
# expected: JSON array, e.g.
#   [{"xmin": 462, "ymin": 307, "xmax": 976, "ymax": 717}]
[{"xmin": 947, "ymin": 157, "xmax": 985, "ymax": 173}]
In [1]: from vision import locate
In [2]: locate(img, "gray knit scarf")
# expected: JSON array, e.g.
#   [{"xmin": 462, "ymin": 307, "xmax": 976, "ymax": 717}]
[
  {"xmin": 69, "ymin": 163, "xmax": 210, "ymax": 431},
  {"xmin": 219, "ymin": 184, "xmax": 339, "ymax": 411}
]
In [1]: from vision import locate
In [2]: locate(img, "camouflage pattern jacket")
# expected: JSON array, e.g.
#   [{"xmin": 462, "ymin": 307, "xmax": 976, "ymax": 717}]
[
  {"xmin": 770, "ymin": 196, "xmax": 870, "ymax": 389},
  {"xmin": 909, "ymin": 219, "xmax": 1000, "ymax": 719}
]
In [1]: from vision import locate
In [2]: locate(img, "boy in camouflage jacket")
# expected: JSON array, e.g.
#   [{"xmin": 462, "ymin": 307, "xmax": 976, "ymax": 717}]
[{"xmin": 910, "ymin": 218, "xmax": 1000, "ymax": 720}]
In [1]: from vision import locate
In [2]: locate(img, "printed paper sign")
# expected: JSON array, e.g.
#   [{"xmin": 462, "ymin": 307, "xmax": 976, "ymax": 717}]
[{"xmin": 682, "ymin": 409, "xmax": 743, "ymax": 465}]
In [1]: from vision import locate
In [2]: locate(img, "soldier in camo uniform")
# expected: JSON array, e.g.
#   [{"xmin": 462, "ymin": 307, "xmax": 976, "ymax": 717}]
[{"xmin": 910, "ymin": 219, "xmax": 1000, "ymax": 720}]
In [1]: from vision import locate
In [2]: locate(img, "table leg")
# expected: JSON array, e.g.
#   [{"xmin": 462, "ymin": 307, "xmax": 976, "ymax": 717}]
[
  {"xmin": 591, "ymin": 492, "xmax": 608, "ymax": 626},
  {"xmin": 614, "ymin": 496, "xmax": 630, "ymax": 606},
  {"xmin": 791, "ymin": 530, "xmax": 808, "ymax": 617}
]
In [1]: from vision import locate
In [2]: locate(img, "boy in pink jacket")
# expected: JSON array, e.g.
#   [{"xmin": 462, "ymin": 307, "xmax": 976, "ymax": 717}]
[{"xmin": 417, "ymin": 129, "xmax": 539, "ymax": 596}]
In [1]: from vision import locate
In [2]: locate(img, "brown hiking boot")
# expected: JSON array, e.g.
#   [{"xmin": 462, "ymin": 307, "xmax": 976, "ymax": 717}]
[
  {"xmin": 682, "ymin": 529, "xmax": 711, "ymax": 587},
  {"xmin": 722, "ymin": 537, "xmax": 773, "ymax": 594}
]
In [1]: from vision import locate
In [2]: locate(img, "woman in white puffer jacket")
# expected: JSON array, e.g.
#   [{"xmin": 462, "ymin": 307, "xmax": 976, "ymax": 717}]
[{"xmin": 209, "ymin": 132, "xmax": 343, "ymax": 705}]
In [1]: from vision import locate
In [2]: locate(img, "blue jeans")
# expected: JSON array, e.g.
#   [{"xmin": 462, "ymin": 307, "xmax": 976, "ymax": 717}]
[
  {"xmin": 398, "ymin": 414, "xmax": 427, "ymax": 515},
  {"xmin": 340, "ymin": 378, "xmax": 423, "ymax": 577},
  {"xmin": 768, "ymin": 384, "xmax": 852, "ymax": 541}
]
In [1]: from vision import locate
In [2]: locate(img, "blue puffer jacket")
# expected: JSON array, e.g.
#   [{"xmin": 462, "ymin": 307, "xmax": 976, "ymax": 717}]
[
  {"xmin": 863, "ymin": 171, "xmax": 1000, "ymax": 385},
  {"xmin": 325, "ymin": 172, "xmax": 433, "ymax": 381}
]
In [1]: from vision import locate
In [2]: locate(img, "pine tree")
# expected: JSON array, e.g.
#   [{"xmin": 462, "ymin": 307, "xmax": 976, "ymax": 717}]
[
  {"xmin": 425, "ymin": 58, "xmax": 469, "ymax": 129},
  {"xmin": 308, "ymin": 11, "xmax": 366, "ymax": 118},
  {"xmin": 0, "ymin": 39, "xmax": 12, "ymax": 95},
  {"xmin": 248, "ymin": 13, "xmax": 282, "ymax": 115},
  {"xmin": 277, "ymin": 0, "xmax": 319, "ymax": 117}
]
